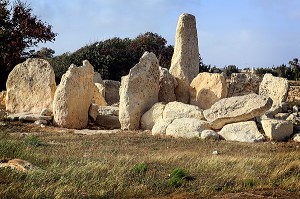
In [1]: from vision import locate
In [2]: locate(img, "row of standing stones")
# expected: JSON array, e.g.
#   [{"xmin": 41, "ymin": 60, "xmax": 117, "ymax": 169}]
[{"xmin": 1, "ymin": 13, "xmax": 300, "ymax": 143}]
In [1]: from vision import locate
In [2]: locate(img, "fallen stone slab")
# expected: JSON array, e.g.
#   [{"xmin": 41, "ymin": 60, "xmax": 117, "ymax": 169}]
[
  {"xmin": 7, "ymin": 113, "xmax": 52, "ymax": 122},
  {"xmin": 73, "ymin": 129, "xmax": 120, "ymax": 135},
  {"xmin": 203, "ymin": 93, "xmax": 272, "ymax": 129},
  {"xmin": 218, "ymin": 121, "xmax": 265, "ymax": 143}
]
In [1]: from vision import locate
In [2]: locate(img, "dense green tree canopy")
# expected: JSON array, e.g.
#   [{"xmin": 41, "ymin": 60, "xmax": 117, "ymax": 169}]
[{"xmin": 50, "ymin": 32, "xmax": 174, "ymax": 83}]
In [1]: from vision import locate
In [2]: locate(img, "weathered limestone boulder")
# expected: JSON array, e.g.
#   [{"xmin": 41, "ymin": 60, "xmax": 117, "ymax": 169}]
[
  {"xmin": 103, "ymin": 80, "xmax": 120, "ymax": 105},
  {"xmin": 94, "ymin": 72, "xmax": 104, "ymax": 84},
  {"xmin": 190, "ymin": 72, "xmax": 227, "ymax": 109},
  {"xmin": 259, "ymin": 74, "xmax": 289, "ymax": 106},
  {"xmin": 6, "ymin": 58, "xmax": 56, "ymax": 114},
  {"xmin": 219, "ymin": 121, "xmax": 265, "ymax": 143},
  {"xmin": 143, "ymin": 101, "xmax": 205, "ymax": 131},
  {"xmin": 158, "ymin": 67, "xmax": 177, "ymax": 103},
  {"xmin": 203, "ymin": 93, "xmax": 272, "ymax": 129},
  {"xmin": 200, "ymin": 130, "xmax": 220, "ymax": 140},
  {"xmin": 92, "ymin": 83, "xmax": 107, "ymax": 106},
  {"xmin": 0, "ymin": 91, "xmax": 6, "ymax": 107},
  {"xmin": 152, "ymin": 118, "xmax": 174, "ymax": 135},
  {"xmin": 53, "ymin": 60, "xmax": 94, "ymax": 129},
  {"xmin": 227, "ymin": 73, "xmax": 262, "ymax": 97},
  {"xmin": 166, "ymin": 118, "xmax": 210, "ymax": 138},
  {"xmin": 293, "ymin": 134, "xmax": 300, "ymax": 142},
  {"xmin": 89, "ymin": 104, "xmax": 120, "ymax": 129},
  {"xmin": 169, "ymin": 13, "xmax": 199, "ymax": 103},
  {"xmin": 261, "ymin": 119, "xmax": 293, "ymax": 141},
  {"xmin": 119, "ymin": 52, "xmax": 160, "ymax": 130},
  {"xmin": 0, "ymin": 159, "xmax": 35, "ymax": 172},
  {"xmin": 163, "ymin": 101, "xmax": 204, "ymax": 120},
  {"xmin": 141, "ymin": 103, "xmax": 166, "ymax": 130}
]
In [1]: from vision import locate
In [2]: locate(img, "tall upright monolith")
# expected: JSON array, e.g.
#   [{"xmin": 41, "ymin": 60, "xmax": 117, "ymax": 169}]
[{"xmin": 169, "ymin": 13, "xmax": 199, "ymax": 103}]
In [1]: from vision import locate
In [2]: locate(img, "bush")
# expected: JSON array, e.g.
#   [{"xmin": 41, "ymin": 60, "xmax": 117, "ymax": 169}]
[
  {"xmin": 133, "ymin": 162, "xmax": 147, "ymax": 175},
  {"xmin": 168, "ymin": 168, "xmax": 188, "ymax": 188}
]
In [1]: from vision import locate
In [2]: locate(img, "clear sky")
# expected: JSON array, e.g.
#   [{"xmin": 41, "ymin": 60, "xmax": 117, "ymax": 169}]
[{"xmin": 27, "ymin": 0, "xmax": 300, "ymax": 69}]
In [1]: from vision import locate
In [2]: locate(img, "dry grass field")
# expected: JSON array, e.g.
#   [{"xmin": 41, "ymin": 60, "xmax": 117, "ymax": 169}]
[{"xmin": 1, "ymin": 121, "xmax": 300, "ymax": 198}]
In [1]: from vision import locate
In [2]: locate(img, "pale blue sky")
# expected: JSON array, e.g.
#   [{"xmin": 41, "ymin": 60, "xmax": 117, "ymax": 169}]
[{"xmin": 27, "ymin": 0, "xmax": 300, "ymax": 68}]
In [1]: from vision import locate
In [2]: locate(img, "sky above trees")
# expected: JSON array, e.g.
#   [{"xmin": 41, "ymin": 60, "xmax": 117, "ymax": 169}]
[{"xmin": 27, "ymin": 0, "xmax": 300, "ymax": 68}]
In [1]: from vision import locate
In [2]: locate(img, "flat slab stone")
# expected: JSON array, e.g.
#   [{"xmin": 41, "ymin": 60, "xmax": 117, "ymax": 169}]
[{"xmin": 203, "ymin": 93, "xmax": 272, "ymax": 129}]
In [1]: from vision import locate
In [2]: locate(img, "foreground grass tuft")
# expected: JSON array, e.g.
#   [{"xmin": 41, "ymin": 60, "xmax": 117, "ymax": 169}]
[{"xmin": 168, "ymin": 168, "xmax": 187, "ymax": 188}]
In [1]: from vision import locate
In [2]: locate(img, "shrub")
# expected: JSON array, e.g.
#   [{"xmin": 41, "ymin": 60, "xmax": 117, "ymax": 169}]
[{"xmin": 168, "ymin": 168, "xmax": 188, "ymax": 188}]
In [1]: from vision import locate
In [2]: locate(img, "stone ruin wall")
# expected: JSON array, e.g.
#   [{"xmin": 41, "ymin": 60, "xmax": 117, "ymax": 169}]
[
  {"xmin": 286, "ymin": 81, "xmax": 300, "ymax": 108},
  {"xmin": 227, "ymin": 73, "xmax": 300, "ymax": 108}
]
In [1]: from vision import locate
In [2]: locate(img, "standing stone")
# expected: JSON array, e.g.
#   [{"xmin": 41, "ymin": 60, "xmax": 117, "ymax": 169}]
[
  {"xmin": 6, "ymin": 58, "xmax": 56, "ymax": 114},
  {"xmin": 218, "ymin": 121, "xmax": 265, "ymax": 143},
  {"xmin": 259, "ymin": 73, "xmax": 289, "ymax": 106},
  {"xmin": 203, "ymin": 93, "xmax": 272, "ymax": 129},
  {"xmin": 103, "ymin": 80, "xmax": 120, "ymax": 105},
  {"xmin": 158, "ymin": 67, "xmax": 177, "ymax": 103},
  {"xmin": 119, "ymin": 52, "xmax": 160, "ymax": 130},
  {"xmin": 92, "ymin": 83, "xmax": 107, "ymax": 106},
  {"xmin": 190, "ymin": 72, "xmax": 227, "ymax": 109},
  {"xmin": 169, "ymin": 13, "xmax": 199, "ymax": 103},
  {"xmin": 53, "ymin": 60, "xmax": 94, "ymax": 129},
  {"xmin": 261, "ymin": 119, "xmax": 293, "ymax": 141},
  {"xmin": 94, "ymin": 72, "xmax": 104, "ymax": 84}
]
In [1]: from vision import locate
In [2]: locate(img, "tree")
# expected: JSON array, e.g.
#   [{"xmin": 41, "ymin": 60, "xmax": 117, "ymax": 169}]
[
  {"xmin": 224, "ymin": 65, "xmax": 239, "ymax": 77},
  {"xmin": 289, "ymin": 58, "xmax": 300, "ymax": 80},
  {"xmin": 32, "ymin": 47, "xmax": 55, "ymax": 59},
  {"xmin": 50, "ymin": 32, "xmax": 174, "ymax": 83},
  {"xmin": 199, "ymin": 56, "xmax": 211, "ymax": 72},
  {"xmin": 0, "ymin": 0, "xmax": 57, "ymax": 90}
]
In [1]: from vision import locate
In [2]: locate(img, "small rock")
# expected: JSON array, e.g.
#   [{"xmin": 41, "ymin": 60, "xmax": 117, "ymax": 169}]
[
  {"xmin": 293, "ymin": 134, "xmax": 300, "ymax": 142},
  {"xmin": 34, "ymin": 120, "xmax": 48, "ymax": 125},
  {"xmin": 40, "ymin": 108, "xmax": 52, "ymax": 116},
  {"xmin": 293, "ymin": 105, "xmax": 299, "ymax": 113},
  {"xmin": 200, "ymin": 130, "xmax": 220, "ymax": 140},
  {"xmin": 212, "ymin": 150, "xmax": 219, "ymax": 155}
]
